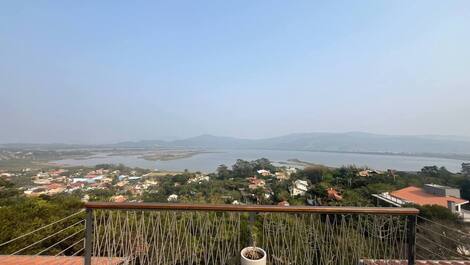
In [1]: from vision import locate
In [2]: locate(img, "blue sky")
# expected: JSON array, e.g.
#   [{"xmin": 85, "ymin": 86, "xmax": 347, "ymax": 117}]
[{"xmin": 1, "ymin": 1, "xmax": 469, "ymax": 143}]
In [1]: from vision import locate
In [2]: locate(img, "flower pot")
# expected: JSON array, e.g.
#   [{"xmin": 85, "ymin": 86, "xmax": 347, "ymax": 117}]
[{"xmin": 240, "ymin": 247, "xmax": 267, "ymax": 265}]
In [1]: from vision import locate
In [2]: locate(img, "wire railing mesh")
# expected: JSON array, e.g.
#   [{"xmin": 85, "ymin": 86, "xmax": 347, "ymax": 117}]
[
  {"xmin": 93, "ymin": 210, "xmax": 242, "ymax": 264},
  {"xmin": 90, "ymin": 207, "xmax": 412, "ymax": 265},
  {"xmin": 0, "ymin": 204, "xmax": 421, "ymax": 264},
  {"xmin": 261, "ymin": 213, "xmax": 408, "ymax": 265}
]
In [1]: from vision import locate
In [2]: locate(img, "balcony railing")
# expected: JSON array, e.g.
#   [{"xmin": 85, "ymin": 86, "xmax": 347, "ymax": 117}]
[{"xmin": 84, "ymin": 202, "xmax": 419, "ymax": 265}]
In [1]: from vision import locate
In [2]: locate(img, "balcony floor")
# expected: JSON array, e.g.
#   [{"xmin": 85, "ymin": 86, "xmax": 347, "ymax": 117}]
[{"xmin": 361, "ymin": 259, "xmax": 470, "ymax": 265}]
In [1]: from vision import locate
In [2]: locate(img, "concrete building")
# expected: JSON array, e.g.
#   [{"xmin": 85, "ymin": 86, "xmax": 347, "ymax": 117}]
[
  {"xmin": 423, "ymin": 184, "xmax": 461, "ymax": 198},
  {"xmin": 290, "ymin": 180, "xmax": 308, "ymax": 196}
]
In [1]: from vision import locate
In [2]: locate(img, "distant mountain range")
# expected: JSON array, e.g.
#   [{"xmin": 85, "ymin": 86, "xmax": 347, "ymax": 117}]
[
  {"xmin": 3, "ymin": 132, "xmax": 470, "ymax": 156},
  {"xmin": 110, "ymin": 132, "xmax": 470, "ymax": 155}
]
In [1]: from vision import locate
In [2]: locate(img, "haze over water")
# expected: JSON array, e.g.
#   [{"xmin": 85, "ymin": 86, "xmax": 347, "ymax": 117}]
[{"xmin": 53, "ymin": 149, "xmax": 464, "ymax": 173}]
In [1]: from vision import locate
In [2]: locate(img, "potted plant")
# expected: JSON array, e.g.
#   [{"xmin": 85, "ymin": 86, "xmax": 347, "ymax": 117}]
[
  {"xmin": 241, "ymin": 244, "xmax": 266, "ymax": 265},
  {"xmin": 241, "ymin": 213, "xmax": 267, "ymax": 265}
]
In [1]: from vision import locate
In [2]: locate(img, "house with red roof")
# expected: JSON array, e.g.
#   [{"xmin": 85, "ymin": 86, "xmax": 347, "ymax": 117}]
[
  {"xmin": 327, "ymin": 188, "xmax": 343, "ymax": 201},
  {"xmin": 373, "ymin": 184, "xmax": 469, "ymax": 219},
  {"xmin": 247, "ymin": 176, "xmax": 266, "ymax": 190}
]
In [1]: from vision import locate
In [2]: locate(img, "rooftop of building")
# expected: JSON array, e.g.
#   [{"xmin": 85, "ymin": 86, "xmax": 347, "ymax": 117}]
[{"xmin": 390, "ymin": 186, "xmax": 468, "ymax": 207}]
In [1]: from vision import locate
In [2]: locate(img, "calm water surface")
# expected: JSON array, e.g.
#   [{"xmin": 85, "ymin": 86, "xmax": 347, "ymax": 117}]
[{"xmin": 52, "ymin": 149, "xmax": 464, "ymax": 173}]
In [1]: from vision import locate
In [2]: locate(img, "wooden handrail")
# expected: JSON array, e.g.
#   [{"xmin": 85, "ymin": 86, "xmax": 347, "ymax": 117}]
[{"xmin": 85, "ymin": 202, "xmax": 419, "ymax": 215}]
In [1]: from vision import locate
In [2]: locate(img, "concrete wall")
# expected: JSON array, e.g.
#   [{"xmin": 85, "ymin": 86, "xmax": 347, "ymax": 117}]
[{"xmin": 424, "ymin": 184, "xmax": 461, "ymax": 198}]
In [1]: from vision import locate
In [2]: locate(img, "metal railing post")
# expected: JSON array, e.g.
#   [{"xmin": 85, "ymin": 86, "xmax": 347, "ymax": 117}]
[
  {"xmin": 407, "ymin": 214, "xmax": 417, "ymax": 265},
  {"xmin": 84, "ymin": 208, "xmax": 93, "ymax": 265}
]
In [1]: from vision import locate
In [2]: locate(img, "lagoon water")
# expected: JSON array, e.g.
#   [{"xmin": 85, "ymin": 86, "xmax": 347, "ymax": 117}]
[{"xmin": 52, "ymin": 149, "xmax": 465, "ymax": 173}]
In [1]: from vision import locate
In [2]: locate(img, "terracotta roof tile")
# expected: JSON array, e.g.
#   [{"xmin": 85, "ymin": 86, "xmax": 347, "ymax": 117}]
[
  {"xmin": 390, "ymin": 186, "xmax": 468, "ymax": 207},
  {"xmin": 361, "ymin": 260, "xmax": 470, "ymax": 265}
]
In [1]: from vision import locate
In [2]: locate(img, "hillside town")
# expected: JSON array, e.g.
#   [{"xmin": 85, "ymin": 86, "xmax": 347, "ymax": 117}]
[
  {"xmin": 1, "ymin": 159, "xmax": 470, "ymax": 220},
  {"xmin": 1, "ymin": 163, "xmax": 308, "ymax": 205}
]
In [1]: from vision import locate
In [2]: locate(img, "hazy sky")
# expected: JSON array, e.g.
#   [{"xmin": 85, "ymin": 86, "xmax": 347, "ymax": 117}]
[{"xmin": 1, "ymin": 1, "xmax": 469, "ymax": 144}]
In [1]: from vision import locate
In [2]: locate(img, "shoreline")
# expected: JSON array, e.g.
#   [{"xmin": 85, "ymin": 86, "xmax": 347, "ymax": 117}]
[{"xmin": 1, "ymin": 148, "xmax": 465, "ymax": 173}]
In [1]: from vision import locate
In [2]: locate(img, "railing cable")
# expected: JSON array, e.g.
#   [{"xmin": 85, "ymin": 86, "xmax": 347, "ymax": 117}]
[
  {"xmin": 34, "ymin": 228, "xmax": 85, "ymax": 255},
  {"xmin": 10, "ymin": 219, "xmax": 85, "ymax": 255},
  {"xmin": 72, "ymin": 247, "xmax": 84, "ymax": 256},
  {"xmin": 417, "ymin": 216, "xmax": 470, "ymax": 237},
  {"xmin": 416, "ymin": 233, "xmax": 470, "ymax": 260},
  {"xmin": 417, "ymin": 224, "xmax": 469, "ymax": 247},
  {"xmin": 54, "ymin": 238, "xmax": 84, "ymax": 256},
  {"xmin": 0, "ymin": 209, "xmax": 85, "ymax": 248},
  {"xmin": 416, "ymin": 242, "xmax": 448, "ymax": 260}
]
